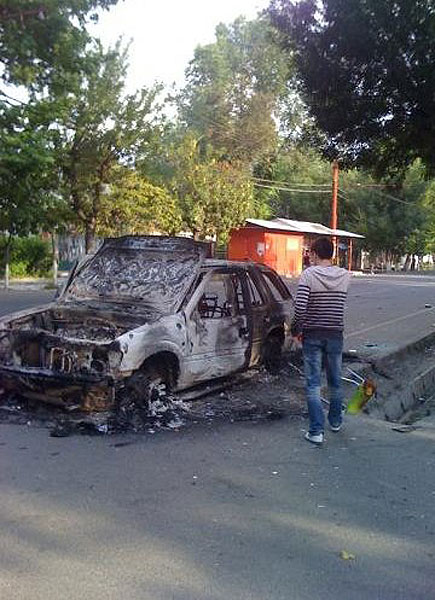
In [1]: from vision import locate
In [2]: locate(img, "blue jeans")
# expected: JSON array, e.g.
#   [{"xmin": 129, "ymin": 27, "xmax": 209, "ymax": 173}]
[{"xmin": 302, "ymin": 336, "xmax": 344, "ymax": 435}]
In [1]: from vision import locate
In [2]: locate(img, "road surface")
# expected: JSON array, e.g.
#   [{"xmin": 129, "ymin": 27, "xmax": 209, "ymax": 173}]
[
  {"xmin": 0, "ymin": 274, "xmax": 434, "ymax": 599},
  {"xmin": 0, "ymin": 410, "xmax": 434, "ymax": 599}
]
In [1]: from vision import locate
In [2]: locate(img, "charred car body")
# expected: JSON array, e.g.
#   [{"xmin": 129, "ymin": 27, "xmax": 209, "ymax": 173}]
[{"xmin": 0, "ymin": 236, "xmax": 293, "ymax": 425}]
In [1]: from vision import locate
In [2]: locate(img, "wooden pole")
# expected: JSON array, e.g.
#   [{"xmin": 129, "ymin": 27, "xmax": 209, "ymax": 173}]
[{"xmin": 348, "ymin": 238, "xmax": 353, "ymax": 271}]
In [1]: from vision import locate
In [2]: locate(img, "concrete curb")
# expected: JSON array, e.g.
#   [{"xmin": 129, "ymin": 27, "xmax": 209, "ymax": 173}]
[
  {"xmin": 361, "ymin": 331, "xmax": 435, "ymax": 421},
  {"xmin": 370, "ymin": 330, "xmax": 435, "ymax": 368}
]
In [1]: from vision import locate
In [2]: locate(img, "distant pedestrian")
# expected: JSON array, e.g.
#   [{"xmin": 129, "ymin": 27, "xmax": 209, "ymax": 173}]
[
  {"xmin": 302, "ymin": 249, "xmax": 311, "ymax": 269},
  {"xmin": 291, "ymin": 237, "xmax": 351, "ymax": 445}
]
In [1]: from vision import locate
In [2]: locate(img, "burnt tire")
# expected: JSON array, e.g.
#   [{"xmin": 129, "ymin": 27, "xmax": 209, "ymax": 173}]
[
  {"xmin": 263, "ymin": 335, "xmax": 283, "ymax": 375},
  {"xmin": 115, "ymin": 363, "xmax": 172, "ymax": 431}
]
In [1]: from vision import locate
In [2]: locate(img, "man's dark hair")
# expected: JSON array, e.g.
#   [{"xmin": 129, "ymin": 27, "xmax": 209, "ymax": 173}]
[{"xmin": 311, "ymin": 236, "xmax": 334, "ymax": 259}]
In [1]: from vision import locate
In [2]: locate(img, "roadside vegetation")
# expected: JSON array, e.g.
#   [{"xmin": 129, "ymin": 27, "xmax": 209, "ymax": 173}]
[{"xmin": 1, "ymin": 0, "xmax": 435, "ymax": 281}]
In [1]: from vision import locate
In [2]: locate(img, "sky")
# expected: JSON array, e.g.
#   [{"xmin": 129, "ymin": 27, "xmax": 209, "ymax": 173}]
[{"xmin": 89, "ymin": 0, "xmax": 269, "ymax": 92}]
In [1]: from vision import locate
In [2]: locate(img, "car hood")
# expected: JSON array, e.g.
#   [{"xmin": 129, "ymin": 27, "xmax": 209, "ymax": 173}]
[{"xmin": 59, "ymin": 236, "xmax": 209, "ymax": 315}]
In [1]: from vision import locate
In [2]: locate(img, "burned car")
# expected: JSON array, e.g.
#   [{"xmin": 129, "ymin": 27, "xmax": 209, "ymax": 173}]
[{"xmin": 0, "ymin": 236, "xmax": 293, "ymax": 426}]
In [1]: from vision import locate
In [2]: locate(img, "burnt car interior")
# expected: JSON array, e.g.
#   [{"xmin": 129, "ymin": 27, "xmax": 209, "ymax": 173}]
[
  {"xmin": 197, "ymin": 273, "xmax": 238, "ymax": 320},
  {"xmin": 0, "ymin": 307, "xmax": 131, "ymax": 376}
]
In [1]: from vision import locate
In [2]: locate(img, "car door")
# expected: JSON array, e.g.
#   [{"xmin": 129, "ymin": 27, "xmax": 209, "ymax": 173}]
[
  {"xmin": 259, "ymin": 267, "xmax": 294, "ymax": 327},
  {"xmin": 182, "ymin": 269, "xmax": 251, "ymax": 385},
  {"xmin": 239, "ymin": 268, "xmax": 271, "ymax": 366}
]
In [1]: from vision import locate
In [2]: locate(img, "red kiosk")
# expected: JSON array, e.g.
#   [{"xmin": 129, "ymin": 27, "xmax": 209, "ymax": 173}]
[{"xmin": 228, "ymin": 218, "xmax": 364, "ymax": 277}]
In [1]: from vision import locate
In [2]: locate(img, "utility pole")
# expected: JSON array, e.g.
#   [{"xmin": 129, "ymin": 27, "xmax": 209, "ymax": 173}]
[{"xmin": 331, "ymin": 160, "xmax": 339, "ymax": 260}]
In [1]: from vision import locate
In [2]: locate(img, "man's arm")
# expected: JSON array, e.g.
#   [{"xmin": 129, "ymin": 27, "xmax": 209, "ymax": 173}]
[{"xmin": 290, "ymin": 271, "xmax": 311, "ymax": 336}]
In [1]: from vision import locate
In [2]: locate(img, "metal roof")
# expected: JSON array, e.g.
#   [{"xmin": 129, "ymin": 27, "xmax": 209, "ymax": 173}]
[
  {"xmin": 244, "ymin": 218, "xmax": 296, "ymax": 231},
  {"xmin": 275, "ymin": 218, "xmax": 333, "ymax": 235},
  {"xmin": 332, "ymin": 228, "xmax": 365, "ymax": 239},
  {"xmin": 245, "ymin": 218, "xmax": 364, "ymax": 239}
]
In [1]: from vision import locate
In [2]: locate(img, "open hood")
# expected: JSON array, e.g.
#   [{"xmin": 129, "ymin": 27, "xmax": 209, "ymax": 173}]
[{"xmin": 59, "ymin": 236, "xmax": 209, "ymax": 314}]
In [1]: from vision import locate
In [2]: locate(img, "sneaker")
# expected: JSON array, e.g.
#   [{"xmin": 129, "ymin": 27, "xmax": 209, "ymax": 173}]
[
  {"xmin": 304, "ymin": 431, "xmax": 324, "ymax": 444},
  {"xmin": 329, "ymin": 423, "xmax": 342, "ymax": 432}
]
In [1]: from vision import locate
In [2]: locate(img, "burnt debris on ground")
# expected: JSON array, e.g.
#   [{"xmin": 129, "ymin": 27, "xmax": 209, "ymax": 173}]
[
  {"xmin": 0, "ymin": 352, "xmax": 307, "ymax": 437},
  {"xmin": 3, "ymin": 340, "xmax": 434, "ymax": 437}
]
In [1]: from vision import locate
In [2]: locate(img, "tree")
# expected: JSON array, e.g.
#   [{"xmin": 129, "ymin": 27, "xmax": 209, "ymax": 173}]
[
  {"xmin": 268, "ymin": 0, "xmax": 435, "ymax": 177},
  {"xmin": 264, "ymin": 147, "xmax": 332, "ymax": 223},
  {"xmin": 167, "ymin": 135, "xmax": 254, "ymax": 242},
  {"xmin": 177, "ymin": 16, "xmax": 294, "ymax": 165},
  {"xmin": 337, "ymin": 162, "xmax": 428, "ymax": 261},
  {"xmin": 96, "ymin": 167, "xmax": 182, "ymax": 237},
  {"xmin": 58, "ymin": 42, "xmax": 161, "ymax": 251},
  {"xmin": 420, "ymin": 180, "xmax": 435, "ymax": 255},
  {"xmin": 0, "ymin": 102, "xmax": 60, "ymax": 285},
  {"xmin": 0, "ymin": 0, "xmax": 118, "ymax": 92}
]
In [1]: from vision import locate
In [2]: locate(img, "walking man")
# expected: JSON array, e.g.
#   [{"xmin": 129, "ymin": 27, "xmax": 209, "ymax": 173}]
[{"xmin": 291, "ymin": 237, "xmax": 351, "ymax": 444}]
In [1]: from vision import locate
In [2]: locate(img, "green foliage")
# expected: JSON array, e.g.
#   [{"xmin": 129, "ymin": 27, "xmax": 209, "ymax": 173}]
[
  {"xmin": 9, "ymin": 261, "xmax": 28, "ymax": 278},
  {"xmin": 58, "ymin": 41, "xmax": 161, "ymax": 250},
  {"xmin": 255, "ymin": 145, "xmax": 431, "ymax": 257},
  {"xmin": 267, "ymin": 147, "xmax": 332, "ymax": 222},
  {"xmin": 14, "ymin": 236, "xmax": 52, "ymax": 275},
  {"xmin": 0, "ymin": 102, "xmax": 61, "ymax": 238},
  {"xmin": 268, "ymin": 0, "xmax": 435, "ymax": 177},
  {"xmin": 0, "ymin": 235, "xmax": 52, "ymax": 277},
  {"xmin": 177, "ymin": 16, "xmax": 294, "ymax": 165},
  {"xmin": 0, "ymin": 0, "xmax": 118, "ymax": 91},
  {"xmin": 420, "ymin": 180, "xmax": 435, "ymax": 254},
  {"xmin": 96, "ymin": 167, "xmax": 182, "ymax": 236},
  {"xmin": 338, "ymin": 163, "xmax": 428, "ymax": 255},
  {"xmin": 166, "ymin": 134, "xmax": 254, "ymax": 242}
]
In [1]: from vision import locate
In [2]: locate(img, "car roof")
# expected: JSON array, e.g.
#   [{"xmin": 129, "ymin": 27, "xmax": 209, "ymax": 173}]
[
  {"xmin": 202, "ymin": 259, "xmax": 279, "ymax": 272},
  {"xmin": 203, "ymin": 259, "xmax": 257, "ymax": 269}
]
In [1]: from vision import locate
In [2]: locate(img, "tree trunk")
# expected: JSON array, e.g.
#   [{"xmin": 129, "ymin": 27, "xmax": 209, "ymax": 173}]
[
  {"xmin": 3, "ymin": 234, "xmax": 12, "ymax": 290},
  {"xmin": 51, "ymin": 232, "xmax": 59, "ymax": 286},
  {"xmin": 85, "ymin": 223, "xmax": 96, "ymax": 254}
]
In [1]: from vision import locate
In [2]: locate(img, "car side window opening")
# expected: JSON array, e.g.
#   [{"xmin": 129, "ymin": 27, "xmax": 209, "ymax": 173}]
[
  {"xmin": 245, "ymin": 272, "xmax": 265, "ymax": 307},
  {"xmin": 197, "ymin": 273, "xmax": 237, "ymax": 319},
  {"xmin": 180, "ymin": 273, "xmax": 205, "ymax": 310},
  {"xmin": 261, "ymin": 271, "xmax": 291, "ymax": 301},
  {"xmin": 232, "ymin": 273, "xmax": 246, "ymax": 314}
]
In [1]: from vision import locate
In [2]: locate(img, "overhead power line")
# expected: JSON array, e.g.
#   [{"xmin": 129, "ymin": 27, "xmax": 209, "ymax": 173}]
[
  {"xmin": 254, "ymin": 182, "xmax": 331, "ymax": 194},
  {"xmin": 344, "ymin": 182, "xmax": 428, "ymax": 190},
  {"xmin": 252, "ymin": 176, "xmax": 330, "ymax": 189},
  {"xmin": 341, "ymin": 186, "xmax": 416, "ymax": 206}
]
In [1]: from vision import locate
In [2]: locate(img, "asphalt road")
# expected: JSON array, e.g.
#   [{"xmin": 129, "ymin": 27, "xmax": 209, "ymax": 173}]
[
  {"xmin": 1, "ymin": 274, "xmax": 435, "ymax": 599},
  {"xmin": 0, "ymin": 412, "xmax": 434, "ymax": 600},
  {"xmin": 0, "ymin": 288, "xmax": 54, "ymax": 317},
  {"xmin": 344, "ymin": 274, "xmax": 435, "ymax": 357}
]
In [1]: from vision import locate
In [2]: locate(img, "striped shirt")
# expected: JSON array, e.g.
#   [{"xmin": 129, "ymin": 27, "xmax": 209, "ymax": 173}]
[{"xmin": 291, "ymin": 265, "xmax": 351, "ymax": 338}]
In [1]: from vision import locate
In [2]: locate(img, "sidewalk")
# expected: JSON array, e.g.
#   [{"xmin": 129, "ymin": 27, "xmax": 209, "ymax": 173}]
[{"xmin": 0, "ymin": 275, "xmax": 68, "ymax": 292}]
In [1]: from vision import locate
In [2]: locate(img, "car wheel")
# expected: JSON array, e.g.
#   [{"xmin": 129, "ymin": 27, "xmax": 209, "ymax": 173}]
[
  {"xmin": 263, "ymin": 334, "xmax": 283, "ymax": 374},
  {"xmin": 115, "ymin": 363, "xmax": 172, "ymax": 431}
]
